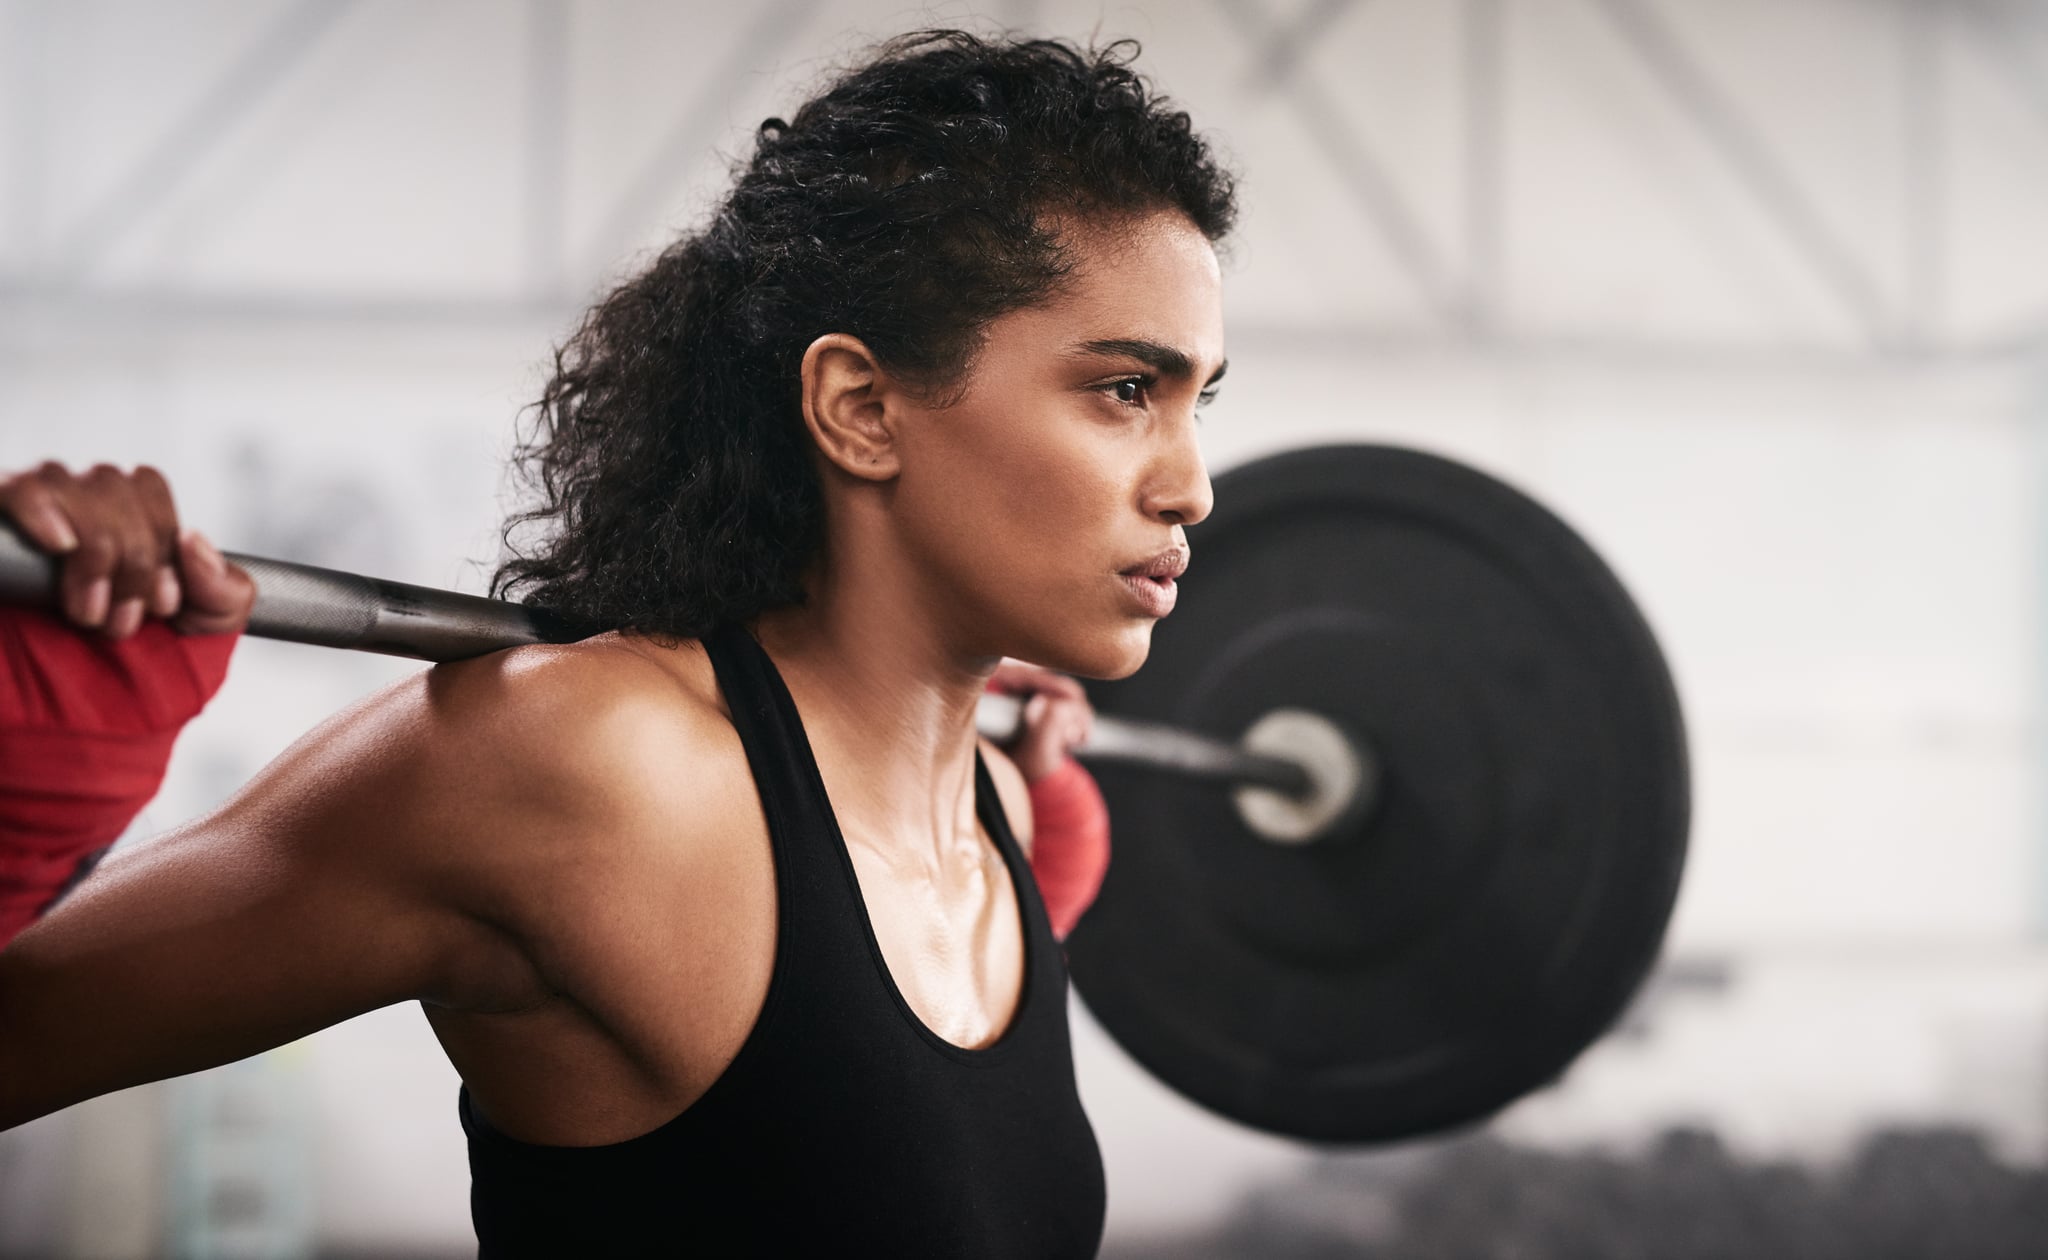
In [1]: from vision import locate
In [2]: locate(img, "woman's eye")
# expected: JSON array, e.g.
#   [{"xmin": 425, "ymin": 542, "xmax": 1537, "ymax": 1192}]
[{"xmin": 1111, "ymin": 379, "xmax": 1145, "ymax": 405}]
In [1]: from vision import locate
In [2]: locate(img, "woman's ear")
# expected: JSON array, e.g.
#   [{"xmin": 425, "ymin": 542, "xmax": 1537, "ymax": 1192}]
[{"xmin": 800, "ymin": 333, "xmax": 901, "ymax": 481}]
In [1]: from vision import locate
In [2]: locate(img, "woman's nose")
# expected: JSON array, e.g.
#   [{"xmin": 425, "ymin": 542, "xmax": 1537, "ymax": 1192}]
[{"xmin": 1145, "ymin": 429, "xmax": 1213, "ymax": 526}]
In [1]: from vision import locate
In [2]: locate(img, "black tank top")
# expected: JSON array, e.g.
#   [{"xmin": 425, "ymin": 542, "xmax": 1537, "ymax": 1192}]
[{"xmin": 458, "ymin": 620, "xmax": 1108, "ymax": 1256}]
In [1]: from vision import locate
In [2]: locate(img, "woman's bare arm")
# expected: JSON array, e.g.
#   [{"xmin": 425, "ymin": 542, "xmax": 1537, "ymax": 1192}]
[{"xmin": 0, "ymin": 638, "xmax": 693, "ymax": 1130}]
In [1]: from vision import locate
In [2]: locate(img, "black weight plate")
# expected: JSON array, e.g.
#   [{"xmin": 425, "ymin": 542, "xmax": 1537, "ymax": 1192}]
[{"xmin": 1066, "ymin": 444, "xmax": 1689, "ymax": 1144}]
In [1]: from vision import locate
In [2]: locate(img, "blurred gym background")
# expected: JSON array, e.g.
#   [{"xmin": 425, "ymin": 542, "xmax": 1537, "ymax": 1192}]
[{"xmin": 2, "ymin": 0, "xmax": 2046, "ymax": 1255}]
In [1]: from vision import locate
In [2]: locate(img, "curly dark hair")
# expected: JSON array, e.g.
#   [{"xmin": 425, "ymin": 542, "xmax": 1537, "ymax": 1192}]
[{"xmin": 492, "ymin": 29, "xmax": 1238, "ymax": 640}]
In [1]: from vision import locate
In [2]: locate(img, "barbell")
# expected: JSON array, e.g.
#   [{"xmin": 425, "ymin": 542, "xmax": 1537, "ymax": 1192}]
[{"xmin": 0, "ymin": 442, "xmax": 1689, "ymax": 1145}]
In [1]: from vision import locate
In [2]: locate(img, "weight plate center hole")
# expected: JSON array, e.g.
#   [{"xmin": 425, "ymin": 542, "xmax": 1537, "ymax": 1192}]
[{"xmin": 1231, "ymin": 708, "xmax": 1379, "ymax": 845}]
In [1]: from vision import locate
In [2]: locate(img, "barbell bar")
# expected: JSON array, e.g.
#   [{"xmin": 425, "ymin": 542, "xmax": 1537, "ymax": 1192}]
[{"xmin": 0, "ymin": 522, "xmax": 1362, "ymax": 823}]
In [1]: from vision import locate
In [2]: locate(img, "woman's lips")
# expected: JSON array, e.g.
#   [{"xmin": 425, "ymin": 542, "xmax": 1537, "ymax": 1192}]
[{"xmin": 1117, "ymin": 572, "xmax": 1177, "ymax": 617}]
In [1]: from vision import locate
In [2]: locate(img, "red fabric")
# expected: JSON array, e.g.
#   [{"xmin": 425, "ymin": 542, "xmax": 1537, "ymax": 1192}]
[
  {"xmin": 1022, "ymin": 756, "xmax": 1112, "ymax": 941},
  {"xmin": 0, "ymin": 607, "xmax": 238, "ymax": 947}
]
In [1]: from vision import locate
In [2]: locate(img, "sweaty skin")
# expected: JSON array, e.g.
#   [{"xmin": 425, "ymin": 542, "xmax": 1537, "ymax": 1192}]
[{"xmin": 0, "ymin": 209, "xmax": 1223, "ymax": 1148}]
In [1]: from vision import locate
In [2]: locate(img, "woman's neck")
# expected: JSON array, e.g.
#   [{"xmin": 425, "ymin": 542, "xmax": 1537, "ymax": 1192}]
[{"xmin": 748, "ymin": 569, "xmax": 998, "ymax": 855}]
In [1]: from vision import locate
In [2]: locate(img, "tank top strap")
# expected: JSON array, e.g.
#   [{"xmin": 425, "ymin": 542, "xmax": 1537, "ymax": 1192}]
[
  {"xmin": 699, "ymin": 620, "xmax": 819, "ymax": 841},
  {"xmin": 970, "ymin": 750, "xmax": 1060, "ymax": 957},
  {"xmin": 701, "ymin": 620, "xmax": 1060, "ymax": 979},
  {"xmin": 699, "ymin": 620, "xmax": 874, "ymax": 964}
]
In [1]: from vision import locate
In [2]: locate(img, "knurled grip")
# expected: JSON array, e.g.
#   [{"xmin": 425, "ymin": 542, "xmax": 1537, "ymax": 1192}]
[
  {"xmin": 230, "ymin": 555, "xmax": 594, "ymax": 660},
  {"xmin": 0, "ymin": 522, "xmax": 588, "ymax": 662}
]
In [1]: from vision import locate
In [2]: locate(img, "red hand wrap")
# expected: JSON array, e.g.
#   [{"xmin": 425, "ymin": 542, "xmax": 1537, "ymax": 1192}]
[
  {"xmin": 0, "ymin": 607, "xmax": 238, "ymax": 946},
  {"xmin": 1024, "ymin": 756, "xmax": 1111, "ymax": 941}
]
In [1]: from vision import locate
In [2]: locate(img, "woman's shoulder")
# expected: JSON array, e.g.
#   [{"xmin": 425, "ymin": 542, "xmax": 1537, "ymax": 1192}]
[
  {"xmin": 326, "ymin": 631, "xmax": 764, "ymax": 945},
  {"xmin": 242, "ymin": 630, "xmax": 749, "ymax": 896},
  {"xmin": 408, "ymin": 631, "xmax": 738, "ymax": 820},
  {"xmin": 425, "ymin": 631, "xmax": 723, "ymax": 737},
  {"xmin": 365, "ymin": 633, "xmax": 768, "ymax": 1004}
]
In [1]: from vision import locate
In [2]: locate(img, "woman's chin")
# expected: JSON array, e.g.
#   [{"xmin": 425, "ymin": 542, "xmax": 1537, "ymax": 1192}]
[
  {"xmin": 1061, "ymin": 622, "xmax": 1154, "ymax": 681},
  {"xmin": 995, "ymin": 611, "xmax": 1155, "ymax": 680}
]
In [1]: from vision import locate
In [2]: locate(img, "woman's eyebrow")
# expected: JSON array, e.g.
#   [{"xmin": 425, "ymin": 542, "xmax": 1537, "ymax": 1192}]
[{"xmin": 1072, "ymin": 338, "xmax": 1227, "ymax": 385}]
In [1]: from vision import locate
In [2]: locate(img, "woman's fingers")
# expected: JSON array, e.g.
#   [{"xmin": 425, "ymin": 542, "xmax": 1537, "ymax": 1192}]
[
  {"xmin": 0, "ymin": 465, "xmax": 105, "ymax": 628},
  {"xmin": 171, "ymin": 530, "xmax": 256, "ymax": 637},
  {"xmin": 998, "ymin": 665, "xmax": 1097, "ymax": 781},
  {"xmin": 70, "ymin": 465, "xmax": 170, "ymax": 637},
  {"xmin": 0, "ymin": 465, "xmax": 82, "ymax": 554},
  {"xmin": 0, "ymin": 462, "xmax": 192, "ymax": 639},
  {"xmin": 131, "ymin": 465, "xmax": 184, "ymax": 618},
  {"xmin": 990, "ymin": 658, "xmax": 1088, "ymax": 702},
  {"xmin": 97, "ymin": 465, "xmax": 176, "ymax": 637},
  {"xmin": 41, "ymin": 467, "xmax": 125, "ymax": 630}
]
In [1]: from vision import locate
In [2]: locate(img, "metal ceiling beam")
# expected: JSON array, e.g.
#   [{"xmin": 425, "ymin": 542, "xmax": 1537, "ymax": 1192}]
[
  {"xmin": 6, "ymin": 0, "xmax": 54, "ymax": 259},
  {"xmin": 577, "ymin": 0, "xmax": 824, "ymax": 279},
  {"xmin": 1900, "ymin": 0, "xmax": 1946, "ymax": 352},
  {"xmin": 1952, "ymin": 1, "xmax": 2048, "ymax": 360},
  {"xmin": 1241, "ymin": 0, "xmax": 1363, "ymax": 95},
  {"xmin": 1464, "ymin": 0, "xmax": 1506, "ymax": 339},
  {"xmin": 52, "ymin": 0, "xmax": 358, "ymax": 279},
  {"xmin": 1957, "ymin": 0, "xmax": 2048, "ymax": 133},
  {"xmin": 1591, "ymin": 0, "xmax": 1897, "ymax": 353},
  {"xmin": 1, "ymin": 0, "xmax": 2040, "ymax": 365},
  {"xmin": 0, "ymin": 286, "xmax": 2035, "ymax": 370},
  {"xmin": 1212, "ymin": 0, "xmax": 1467, "ymax": 324},
  {"xmin": 525, "ymin": 0, "xmax": 570, "ymax": 298}
]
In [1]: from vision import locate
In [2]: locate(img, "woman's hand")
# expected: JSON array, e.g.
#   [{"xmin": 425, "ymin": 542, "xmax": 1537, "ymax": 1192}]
[
  {"xmin": 0, "ymin": 460, "xmax": 255, "ymax": 951},
  {"xmin": 0, "ymin": 461, "xmax": 254, "ymax": 638},
  {"xmin": 987, "ymin": 658, "xmax": 1096, "ymax": 783},
  {"xmin": 987, "ymin": 659, "xmax": 1109, "ymax": 939}
]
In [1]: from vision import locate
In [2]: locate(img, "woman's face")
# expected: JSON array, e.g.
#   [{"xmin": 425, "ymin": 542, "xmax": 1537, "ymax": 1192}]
[{"xmin": 891, "ymin": 210, "xmax": 1225, "ymax": 679}]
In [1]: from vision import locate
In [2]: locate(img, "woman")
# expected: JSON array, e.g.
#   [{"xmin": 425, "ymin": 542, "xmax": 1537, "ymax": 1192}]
[{"xmin": 0, "ymin": 30, "xmax": 1233, "ymax": 1256}]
